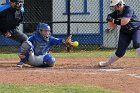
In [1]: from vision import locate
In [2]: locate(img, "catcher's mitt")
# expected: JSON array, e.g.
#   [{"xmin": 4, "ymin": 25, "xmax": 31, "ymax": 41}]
[{"xmin": 64, "ymin": 35, "xmax": 73, "ymax": 46}]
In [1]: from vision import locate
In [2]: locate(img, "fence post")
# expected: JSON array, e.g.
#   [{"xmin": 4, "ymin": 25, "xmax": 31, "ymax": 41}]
[{"xmin": 67, "ymin": 0, "xmax": 71, "ymax": 52}]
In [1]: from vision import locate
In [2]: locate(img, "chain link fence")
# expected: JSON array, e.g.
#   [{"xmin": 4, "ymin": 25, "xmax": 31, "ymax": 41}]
[{"xmin": 0, "ymin": 0, "xmax": 140, "ymax": 54}]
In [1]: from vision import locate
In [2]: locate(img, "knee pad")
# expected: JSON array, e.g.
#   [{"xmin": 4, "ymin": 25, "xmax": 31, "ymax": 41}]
[
  {"xmin": 19, "ymin": 41, "xmax": 32, "ymax": 54},
  {"xmin": 43, "ymin": 54, "xmax": 55, "ymax": 67},
  {"xmin": 18, "ymin": 47, "xmax": 29, "ymax": 57}
]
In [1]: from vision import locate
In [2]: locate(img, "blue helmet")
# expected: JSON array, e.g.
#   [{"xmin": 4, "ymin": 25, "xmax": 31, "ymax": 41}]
[{"xmin": 36, "ymin": 23, "xmax": 51, "ymax": 31}]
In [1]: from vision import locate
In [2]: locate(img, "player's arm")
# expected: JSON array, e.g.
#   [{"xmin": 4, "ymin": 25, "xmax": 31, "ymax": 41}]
[
  {"xmin": 107, "ymin": 7, "xmax": 133, "ymax": 26},
  {"xmin": 49, "ymin": 36, "xmax": 64, "ymax": 46},
  {"xmin": 121, "ymin": 18, "xmax": 130, "ymax": 26},
  {"xmin": 50, "ymin": 35, "xmax": 73, "ymax": 46},
  {"xmin": 120, "ymin": 7, "xmax": 133, "ymax": 26},
  {"xmin": 108, "ymin": 21, "xmax": 117, "ymax": 30},
  {"xmin": 106, "ymin": 13, "xmax": 117, "ymax": 33},
  {"xmin": 107, "ymin": 15, "xmax": 130, "ymax": 26}
]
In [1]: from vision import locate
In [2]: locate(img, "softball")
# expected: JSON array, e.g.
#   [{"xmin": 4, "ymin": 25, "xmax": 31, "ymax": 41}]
[{"xmin": 73, "ymin": 41, "xmax": 79, "ymax": 47}]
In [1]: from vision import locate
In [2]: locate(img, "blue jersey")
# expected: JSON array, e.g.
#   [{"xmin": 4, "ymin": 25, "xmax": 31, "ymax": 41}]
[
  {"xmin": 27, "ymin": 31, "xmax": 64, "ymax": 56},
  {"xmin": 110, "ymin": 5, "xmax": 140, "ymax": 31}
]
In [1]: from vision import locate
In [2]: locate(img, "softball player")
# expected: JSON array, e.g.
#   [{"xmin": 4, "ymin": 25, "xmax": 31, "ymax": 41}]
[
  {"xmin": 0, "ymin": 0, "xmax": 27, "ymax": 43},
  {"xmin": 17, "ymin": 23, "xmax": 73, "ymax": 68},
  {"xmin": 98, "ymin": 0, "xmax": 140, "ymax": 67}
]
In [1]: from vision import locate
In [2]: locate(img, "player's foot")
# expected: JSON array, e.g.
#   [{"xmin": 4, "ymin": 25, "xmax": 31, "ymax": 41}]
[
  {"xmin": 17, "ymin": 61, "xmax": 24, "ymax": 68},
  {"xmin": 98, "ymin": 61, "xmax": 110, "ymax": 67}
]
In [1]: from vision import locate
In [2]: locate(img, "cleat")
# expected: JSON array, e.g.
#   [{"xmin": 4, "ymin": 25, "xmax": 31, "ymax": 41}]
[
  {"xmin": 17, "ymin": 61, "xmax": 24, "ymax": 68},
  {"xmin": 98, "ymin": 61, "xmax": 110, "ymax": 67}
]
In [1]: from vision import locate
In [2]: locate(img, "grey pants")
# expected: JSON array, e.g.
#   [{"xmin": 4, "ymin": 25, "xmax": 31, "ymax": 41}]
[{"xmin": 9, "ymin": 30, "xmax": 28, "ymax": 44}]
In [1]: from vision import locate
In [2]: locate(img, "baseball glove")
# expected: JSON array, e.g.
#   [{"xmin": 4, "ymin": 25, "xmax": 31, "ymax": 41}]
[{"xmin": 65, "ymin": 35, "xmax": 73, "ymax": 46}]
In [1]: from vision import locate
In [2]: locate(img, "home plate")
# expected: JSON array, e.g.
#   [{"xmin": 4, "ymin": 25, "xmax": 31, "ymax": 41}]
[{"xmin": 99, "ymin": 69, "xmax": 123, "ymax": 72}]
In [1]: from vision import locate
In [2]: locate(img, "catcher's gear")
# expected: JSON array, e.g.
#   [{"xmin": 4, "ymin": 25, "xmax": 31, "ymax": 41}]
[
  {"xmin": 37, "ymin": 23, "xmax": 51, "ymax": 38},
  {"xmin": 37, "ymin": 23, "xmax": 51, "ymax": 31},
  {"xmin": 64, "ymin": 35, "xmax": 73, "ymax": 46},
  {"xmin": 10, "ymin": 0, "xmax": 24, "ymax": 11},
  {"xmin": 10, "ymin": 0, "xmax": 23, "ymax": 2},
  {"xmin": 19, "ymin": 41, "xmax": 31, "ymax": 54}
]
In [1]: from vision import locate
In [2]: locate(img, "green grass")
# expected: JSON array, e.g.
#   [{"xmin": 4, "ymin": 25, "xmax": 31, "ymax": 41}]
[
  {"xmin": 0, "ymin": 50, "xmax": 128, "ymax": 93},
  {"xmin": 0, "ymin": 49, "xmax": 136, "ymax": 59},
  {"xmin": 0, "ymin": 53, "xmax": 18, "ymax": 59},
  {"xmin": 0, "ymin": 84, "xmax": 122, "ymax": 93}
]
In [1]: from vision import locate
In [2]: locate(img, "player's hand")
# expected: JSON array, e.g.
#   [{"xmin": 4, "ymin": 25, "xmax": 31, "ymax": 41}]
[
  {"xmin": 106, "ymin": 14, "xmax": 114, "ymax": 22},
  {"xmin": 5, "ymin": 32, "xmax": 12, "ymax": 37}
]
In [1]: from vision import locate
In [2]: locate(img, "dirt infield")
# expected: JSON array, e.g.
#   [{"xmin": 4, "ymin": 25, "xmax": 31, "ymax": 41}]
[{"xmin": 0, "ymin": 57, "xmax": 140, "ymax": 93}]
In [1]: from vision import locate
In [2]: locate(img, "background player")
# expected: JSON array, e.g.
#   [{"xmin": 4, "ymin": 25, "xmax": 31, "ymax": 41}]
[
  {"xmin": 17, "ymin": 23, "xmax": 74, "ymax": 68},
  {"xmin": 0, "ymin": 0, "xmax": 27, "ymax": 43},
  {"xmin": 98, "ymin": 0, "xmax": 140, "ymax": 67}
]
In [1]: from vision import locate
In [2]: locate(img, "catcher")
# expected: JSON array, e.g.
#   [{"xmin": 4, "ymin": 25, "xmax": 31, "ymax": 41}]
[
  {"xmin": 17, "ymin": 23, "xmax": 74, "ymax": 68},
  {"xmin": 98, "ymin": 0, "xmax": 140, "ymax": 67}
]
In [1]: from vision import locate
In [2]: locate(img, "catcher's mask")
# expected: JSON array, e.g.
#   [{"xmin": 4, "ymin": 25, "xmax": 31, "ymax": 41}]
[{"xmin": 36, "ymin": 23, "xmax": 51, "ymax": 38}]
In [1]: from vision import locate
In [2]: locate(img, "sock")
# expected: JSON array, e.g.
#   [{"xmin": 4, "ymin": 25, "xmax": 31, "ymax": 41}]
[
  {"xmin": 108, "ymin": 53, "xmax": 119, "ymax": 65},
  {"xmin": 136, "ymin": 48, "xmax": 140, "ymax": 57}
]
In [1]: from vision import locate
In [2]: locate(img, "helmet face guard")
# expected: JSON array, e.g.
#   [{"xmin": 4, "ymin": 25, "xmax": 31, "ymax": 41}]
[
  {"xmin": 10, "ymin": 0, "xmax": 24, "ymax": 11},
  {"xmin": 37, "ymin": 23, "xmax": 51, "ymax": 38}
]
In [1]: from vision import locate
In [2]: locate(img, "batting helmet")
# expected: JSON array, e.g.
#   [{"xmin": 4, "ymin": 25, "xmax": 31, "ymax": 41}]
[
  {"xmin": 36, "ymin": 23, "xmax": 51, "ymax": 31},
  {"xmin": 110, "ymin": 0, "xmax": 125, "ymax": 6}
]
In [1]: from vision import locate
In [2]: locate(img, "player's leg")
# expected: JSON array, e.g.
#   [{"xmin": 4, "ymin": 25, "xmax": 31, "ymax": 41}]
[
  {"xmin": 133, "ymin": 29, "xmax": 140, "ymax": 56},
  {"xmin": 42, "ymin": 54, "xmax": 55, "ymax": 67},
  {"xmin": 99, "ymin": 30, "xmax": 132, "ymax": 67},
  {"xmin": 17, "ymin": 41, "xmax": 32, "ymax": 67},
  {"xmin": 9, "ymin": 29, "xmax": 28, "ymax": 44},
  {"xmin": 27, "ymin": 54, "xmax": 55, "ymax": 67}
]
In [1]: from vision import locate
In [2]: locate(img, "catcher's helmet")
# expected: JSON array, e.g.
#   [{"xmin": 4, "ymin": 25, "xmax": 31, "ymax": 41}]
[
  {"xmin": 36, "ymin": 23, "xmax": 51, "ymax": 31},
  {"xmin": 110, "ymin": 0, "xmax": 125, "ymax": 6}
]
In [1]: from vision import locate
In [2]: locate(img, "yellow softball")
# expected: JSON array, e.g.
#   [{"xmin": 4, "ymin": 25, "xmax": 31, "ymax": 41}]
[{"xmin": 73, "ymin": 41, "xmax": 79, "ymax": 47}]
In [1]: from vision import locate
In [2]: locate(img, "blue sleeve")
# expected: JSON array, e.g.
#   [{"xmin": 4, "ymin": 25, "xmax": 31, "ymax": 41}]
[
  {"xmin": 50, "ymin": 36, "xmax": 64, "ymax": 46},
  {"xmin": 122, "ymin": 6, "xmax": 133, "ymax": 18}
]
